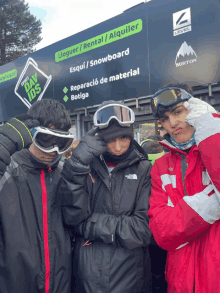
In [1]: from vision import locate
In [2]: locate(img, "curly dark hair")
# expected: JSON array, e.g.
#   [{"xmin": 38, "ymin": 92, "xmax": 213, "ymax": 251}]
[{"xmin": 28, "ymin": 99, "xmax": 71, "ymax": 131}]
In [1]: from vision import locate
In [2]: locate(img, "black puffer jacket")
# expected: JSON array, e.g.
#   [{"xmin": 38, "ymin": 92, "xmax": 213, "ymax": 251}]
[
  {"xmin": 0, "ymin": 149, "xmax": 88, "ymax": 293},
  {"xmin": 73, "ymin": 143, "xmax": 152, "ymax": 293}
]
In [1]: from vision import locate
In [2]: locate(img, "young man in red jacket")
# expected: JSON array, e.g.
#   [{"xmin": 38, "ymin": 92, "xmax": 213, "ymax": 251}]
[{"xmin": 148, "ymin": 84, "xmax": 220, "ymax": 292}]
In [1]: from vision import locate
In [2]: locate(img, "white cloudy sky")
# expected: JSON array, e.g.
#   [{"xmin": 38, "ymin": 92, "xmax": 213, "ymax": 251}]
[{"xmin": 27, "ymin": 0, "xmax": 151, "ymax": 51}]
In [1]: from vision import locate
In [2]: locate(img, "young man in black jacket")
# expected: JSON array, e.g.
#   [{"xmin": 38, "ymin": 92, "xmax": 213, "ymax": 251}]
[
  {"xmin": 0, "ymin": 99, "xmax": 96, "ymax": 293},
  {"xmin": 71, "ymin": 101, "xmax": 152, "ymax": 293}
]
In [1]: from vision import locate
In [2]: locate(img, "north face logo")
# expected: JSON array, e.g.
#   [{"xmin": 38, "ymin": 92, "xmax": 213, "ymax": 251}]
[{"xmin": 125, "ymin": 174, "xmax": 137, "ymax": 180}]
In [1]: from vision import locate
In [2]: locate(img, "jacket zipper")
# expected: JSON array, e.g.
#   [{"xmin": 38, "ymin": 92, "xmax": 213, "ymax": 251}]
[
  {"xmin": 109, "ymin": 173, "xmax": 114, "ymax": 215},
  {"xmin": 47, "ymin": 167, "xmax": 52, "ymax": 183},
  {"xmin": 101, "ymin": 155, "xmax": 140, "ymax": 215},
  {"xmin": 109, "ymin": 173, "xmax": 113, "ymax": 189},
  {"xmin": 40, "ymin": 169, "xmax": 50, "ymax": 293},
  {"xmin": 181, "ymin": 155, "xmax": 188, "ymax": 196}
]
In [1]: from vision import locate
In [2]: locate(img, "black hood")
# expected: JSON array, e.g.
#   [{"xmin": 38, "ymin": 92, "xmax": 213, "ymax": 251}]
[{"xmin": 134, "ymin": 140, "xmax": 148, "ymax": 159}]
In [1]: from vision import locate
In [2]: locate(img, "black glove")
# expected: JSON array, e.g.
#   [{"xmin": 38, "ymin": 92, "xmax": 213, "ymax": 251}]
[
  {"xmin": 71, "ymin": 128, "xmax": 107, "ymax": 165},
  {"xmin": 0, "ymin": 114, "xmax": 40, "ymax": 175},
  {"xmin": 0, "ymin": 114, "xmax": 40, "ymax": 152}
]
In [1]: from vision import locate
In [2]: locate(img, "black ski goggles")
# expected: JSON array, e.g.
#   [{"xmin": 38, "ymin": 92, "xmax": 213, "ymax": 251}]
[
  {"xmin": 150, "ymin": 87, "xmax": 192, "ymax": 118},
  {"xmin": 93, "ymin": 104, "xmax": 135, "ymax": 129},
  {"xmin": 31, "ymin": 126, "xmax": 74, "ymax": 154}
]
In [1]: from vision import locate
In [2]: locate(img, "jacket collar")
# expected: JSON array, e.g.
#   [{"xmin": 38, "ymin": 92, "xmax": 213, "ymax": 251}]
[
  {"xmin": 13, "ymin": 149, "xmax": 62, "ymax": 170},
  {"xmin": 160, "ymin": 133, "xmax": 198, "ymax": 156},
  {"xmin": 91, "ymin": 140, "xmax": 148, "ymax": 177}
]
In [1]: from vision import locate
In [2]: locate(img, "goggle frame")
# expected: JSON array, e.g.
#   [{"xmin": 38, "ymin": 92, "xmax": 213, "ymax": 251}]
[
  {"xmin": 150, "ymin": 87, "xmax": 192, "ymax": 119},
  {"xmin": 32, "ymin": 126, "xmax": 74, "ymax": 154},
  {"xmin": 93, "ymin": 104, "xmax": 135, "ymax": 129}
]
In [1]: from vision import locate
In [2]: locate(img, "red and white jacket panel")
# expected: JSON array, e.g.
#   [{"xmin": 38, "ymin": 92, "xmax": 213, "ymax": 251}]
[{"xmin": 148, "ymin": 113, "xmax": 220, "ymax": 292}]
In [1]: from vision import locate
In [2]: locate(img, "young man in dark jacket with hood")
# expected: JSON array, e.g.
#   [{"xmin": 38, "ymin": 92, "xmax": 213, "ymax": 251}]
[
  {"xmin": 0, "ymin": 99, "xmax": 91, "ymax": 293},
  {"xmin": 71, "ymin": 101, "xmax": 152, "ymax": 293}
]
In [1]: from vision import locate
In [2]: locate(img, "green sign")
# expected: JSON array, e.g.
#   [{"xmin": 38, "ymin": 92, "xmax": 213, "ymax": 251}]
[
  {"xmin": 55, "ymin": 19, "xmax": 142, "ymax": 62},
  {"xmin": 0, "ymin": 69, "xmax": 17, "ymax": 84}
]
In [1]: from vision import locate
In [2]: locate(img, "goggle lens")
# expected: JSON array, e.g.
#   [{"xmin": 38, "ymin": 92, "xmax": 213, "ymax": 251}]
[
  {"xmin": 96, "ymin": 105, "xmax": 132, "ymax": 125},
  {"xmin": 35, "ymin": 133, "xmax": 73, "ymax": 152},
  {"xmin": 151, "ymin": 89, "xmax": 182, "ymax": 114},
  {"xmin": 151, "ymin": 88, "xmax": 192, "ymax": 118},
  {"xmin": 32, "ymin": 127, "xmax": 74, "ymax": 154}
]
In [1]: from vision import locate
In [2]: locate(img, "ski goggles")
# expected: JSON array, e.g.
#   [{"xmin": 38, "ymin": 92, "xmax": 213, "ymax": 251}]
[
  {"xmin": 150, "ymin": 87, "xmax": 192, "ymax": 118},
  {"xmin": 31, "ymin": 126, "xmax": 74, "ymax": 154},
  {"xmin": 93, "ymin": 104, "xmax": 135, "ymax": 129}
]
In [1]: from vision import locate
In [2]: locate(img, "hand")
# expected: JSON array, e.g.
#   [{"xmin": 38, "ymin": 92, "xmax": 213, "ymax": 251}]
[
  {"xmin": 183, "ymin": 97, "xmax": 218, "ymax": 127},
  {"xmin": 0, "ymin": 114, "xmax": 40, "ymax": 152},
  {"xmin": 0, "ymin": 114, "xmax": 39, "ymax": 175},
  {"xmin": 62, "ymin": 140, "xmax": 80, "ymax": 159},
  {"xmin": 71, "ymin": 128, "xmax": 107, "ymax": 165}
]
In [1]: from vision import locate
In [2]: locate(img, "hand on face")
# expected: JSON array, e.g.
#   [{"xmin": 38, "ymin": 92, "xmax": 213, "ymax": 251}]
[
  {"xmin": 62, "ymin": 140, "xmax": 80, "ymax": 159},
  {"xmin": 71, "ymin": 128, "xmax": 107, "ymax": 165},
  {"xmin": 183, "ymin": 97, "xmax": 218, "ymax": 128}
]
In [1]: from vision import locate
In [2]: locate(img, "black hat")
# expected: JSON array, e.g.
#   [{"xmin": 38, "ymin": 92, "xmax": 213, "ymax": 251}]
[{"xmin": 99, "ymin": 120, "xmax": 133, "ymax": 143}]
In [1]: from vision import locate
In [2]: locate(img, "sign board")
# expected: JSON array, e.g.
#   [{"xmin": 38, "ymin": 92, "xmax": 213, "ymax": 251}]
[
  {"xmin": 147, "ymin": 0, "xmax": 220, "ymax": 93},
  {"xmin": 0, "ymin": 0, "xmax": 220, "ymax": 121}
]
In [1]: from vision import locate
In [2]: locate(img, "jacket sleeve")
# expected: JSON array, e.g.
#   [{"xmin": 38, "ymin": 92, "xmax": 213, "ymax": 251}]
[
  {"xmin": 0, "ymin": 135, "xmax": 17, "ymax": 178},
  {"xmin": 80, "ymin": 165, "xmax": 152, "ymax": 250},
  {"xmin": 194, "ymin": 113, "xmax": 220, "ymax": 192},
  {"xmin": 148, "ymin": 162, "xmax": 215, "ymax": 252},
  {"xmin": 60, "ymin": 157, "xmax": 90, "ymax": 227},
  {"xmin": 0, "ymin": 162, "xmax": 24, "ymax": 241}
]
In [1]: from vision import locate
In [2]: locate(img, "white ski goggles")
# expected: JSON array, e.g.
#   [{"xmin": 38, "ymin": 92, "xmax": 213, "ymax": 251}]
[
  {"xmin": 93, "ymin": 104, "xmax": 135, "ymax": 129},
  {"xmin": 31, "ymin": 126, "xmax": 74, "ymax": 154}
]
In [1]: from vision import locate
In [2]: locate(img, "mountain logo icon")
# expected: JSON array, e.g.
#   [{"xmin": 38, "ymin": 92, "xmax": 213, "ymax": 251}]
[{"xmin": 175, "ymin": 41, "xmax": 197, "ymax": 67}]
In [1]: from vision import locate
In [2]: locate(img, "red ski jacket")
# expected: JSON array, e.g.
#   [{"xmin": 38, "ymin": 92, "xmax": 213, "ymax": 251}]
[{"xmin": 148, "ymin": 113, "xmax": 220, "ymax": 293}]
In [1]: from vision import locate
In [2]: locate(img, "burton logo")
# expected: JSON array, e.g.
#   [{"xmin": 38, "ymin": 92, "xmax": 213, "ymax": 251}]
[{"xmin": 175, "ymin": 41, "xmax": 197, "ymax": 67}]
